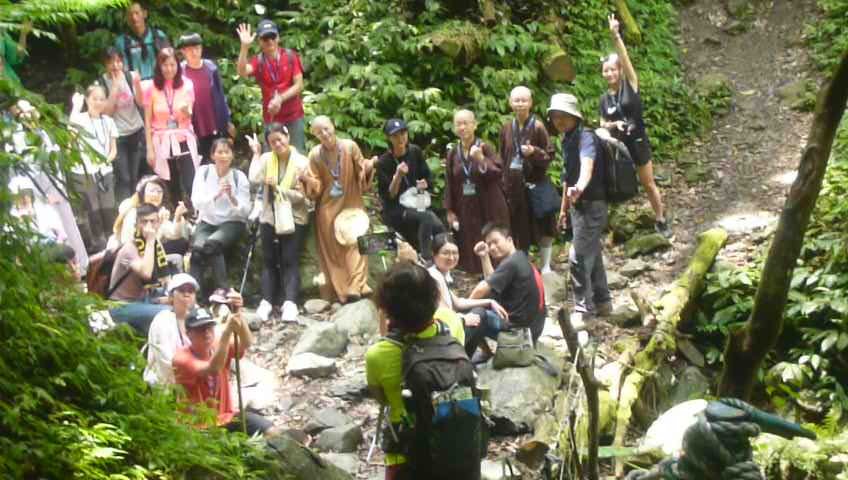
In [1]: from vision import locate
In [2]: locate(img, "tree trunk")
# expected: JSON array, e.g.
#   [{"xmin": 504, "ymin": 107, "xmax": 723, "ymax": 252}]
[
  {"xmin": 613, "ymin": 0, "xmax": 642, "ymax": 45},
  {"xmin": 717, "ymin": 49, "xmax": 848, "ymax": 399}
]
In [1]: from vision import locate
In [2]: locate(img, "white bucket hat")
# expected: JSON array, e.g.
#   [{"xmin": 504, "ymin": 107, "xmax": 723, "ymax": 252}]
[
  {"xmin": 167, "ymin": 273, "xmax": 199, "ymax": 295},
  {"xmin": 547, "ymin": 93, "xmax": 583, "ymax": 120},
  {"xmin": 334, "ymin": 208, "xmax": 370, "ymax": 246}
]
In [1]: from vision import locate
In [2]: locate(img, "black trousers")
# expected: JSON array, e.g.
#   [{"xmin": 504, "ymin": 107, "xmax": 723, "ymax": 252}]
[
  {"xmin": 260, "ymin": 222, "xmax": 307, "ymax": 306},
  {"xmin": 113, "ymin": 129, "xmax": 146, "ymax": 203},
  {"xmin": 166, "ymin": 142, "xmax": 196, "ymax": 207},
  {"xmin": 390, "ymin": 208, "xmax": 445, "ymax": 260}
]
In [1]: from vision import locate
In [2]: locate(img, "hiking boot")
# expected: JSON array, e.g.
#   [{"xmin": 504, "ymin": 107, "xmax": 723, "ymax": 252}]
[
  {"xmin": 655, "ymin": 220, "xmax": 671, "ymax": 238},
  {"xmin": 595, "ymin": 302, "xmax": 613, "ymax": 317}
]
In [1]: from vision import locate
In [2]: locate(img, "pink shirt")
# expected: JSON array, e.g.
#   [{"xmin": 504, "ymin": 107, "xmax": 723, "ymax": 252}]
[{"xmin": 142, "ymin": 77, "xmax": 195, "ymax": 131}]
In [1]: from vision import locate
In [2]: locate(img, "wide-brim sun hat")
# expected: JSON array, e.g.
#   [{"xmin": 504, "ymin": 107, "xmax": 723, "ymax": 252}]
[
  {"xmin": 334, "ymin": 208, "xmax": 370, "ymax": 246},
  {"xmin": 547, "ymin": 93, "xmax": 583, "ymax": 120}
]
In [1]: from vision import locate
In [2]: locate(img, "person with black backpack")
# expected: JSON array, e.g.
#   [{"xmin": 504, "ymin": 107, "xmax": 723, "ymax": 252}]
[
  {"xmin": 366, "ymin": 261, "xmax": 484, "ymax": 480},
  {"xmin": 549, "ymin": 93, "xmax": 612, "ymax": 324},
  {"xmin": 114, "ymin": 2, "xmax": 170, "ymax": 81}
]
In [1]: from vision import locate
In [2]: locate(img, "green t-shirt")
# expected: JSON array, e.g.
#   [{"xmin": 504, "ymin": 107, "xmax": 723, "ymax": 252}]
[{"xmin": 365, "ymin": 308, "xmax": 465, "ymax": 465}]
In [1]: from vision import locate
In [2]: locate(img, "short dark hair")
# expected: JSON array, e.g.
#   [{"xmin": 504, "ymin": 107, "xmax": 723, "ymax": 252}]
[
  {"xmin": 481, "ymin": 222, "xmax": 510, "ymax": 240},
  {"xmin": 264, "ymin": 122, "xmax": 289, "ymax": 142},
  {"xmin": 102, "ymin": 46, "xmax": 122, "ymax": 64},
  {"xmin": 136, "ymin": 202, "xmax": 159, "ymax": 219},
  {"xmin": 431, "ymin": 232, "xmax": 457, "ymax": 256},
  {"xmin": 375, "ymin": 262, "xmax": 439, "ymax": 333},
  {"xmin": 209, "ymin": 137, "xmax": 233, "ymax": 157}
]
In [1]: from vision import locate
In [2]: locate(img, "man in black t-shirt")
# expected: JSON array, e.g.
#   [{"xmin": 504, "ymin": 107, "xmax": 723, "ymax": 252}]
[
  {"xmin": 468, "ymin": 222, "xmax": 546, "ymax": 357},
  {"xmin": 375, "ymin": 118, "xmax": 446, "ymax": 262}
]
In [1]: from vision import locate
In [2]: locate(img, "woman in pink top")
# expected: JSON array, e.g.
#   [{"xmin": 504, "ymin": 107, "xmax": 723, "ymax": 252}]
[{"xmin": 143, "ymin": 47, "xmax": 199, "ymax": 209}]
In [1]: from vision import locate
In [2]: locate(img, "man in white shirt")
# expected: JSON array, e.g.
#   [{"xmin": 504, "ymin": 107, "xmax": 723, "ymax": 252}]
[{"xmin": 143, "ymin": 273, "xmax": 199, "ymax": 386}]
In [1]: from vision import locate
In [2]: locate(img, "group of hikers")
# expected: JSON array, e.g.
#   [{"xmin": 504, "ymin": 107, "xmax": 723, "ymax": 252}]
[{"xmin": 5, "ymin": 4, "xmax": 671, "ymax": 479}]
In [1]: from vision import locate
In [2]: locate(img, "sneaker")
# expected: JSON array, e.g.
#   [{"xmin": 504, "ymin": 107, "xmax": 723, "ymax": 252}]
[
  {"xmin": 655, "ymin": 220, "xmax": 671, "ymax": 238},
  {"xmin": 281, "ymin": 301, "xmax": 299, "ymax": 323},
  {"xmin": 595, "ymin": 302, "xmax": 613, "ymax": 317},
  {"xmin": 256, "ymin": 299, "xmax": 273, "ymax": 322}
]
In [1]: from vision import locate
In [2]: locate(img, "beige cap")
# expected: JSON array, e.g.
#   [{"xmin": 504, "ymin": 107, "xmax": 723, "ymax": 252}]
[{"xmin": 547, "ymin": 93, "xmax": 583, "ymax": 120}]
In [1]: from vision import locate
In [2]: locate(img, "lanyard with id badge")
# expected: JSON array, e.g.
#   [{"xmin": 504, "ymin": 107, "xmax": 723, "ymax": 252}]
[
  {"xmin": 322, "ymin": 144, "xmax": 344, "ymax": 198},
  {"xmin": 509, "ymin": 115, "xmax": 535, "ymax": 171},
  {"xmin": 459, "ymin": 139, "xmax": 480, "ymax": 196},
  {"xmin": 164, "ymin": 86, "xmax": 178, "ymax": 129}
]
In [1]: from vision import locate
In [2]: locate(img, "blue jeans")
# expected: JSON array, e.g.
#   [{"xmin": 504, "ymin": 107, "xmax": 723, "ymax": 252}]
[
  {"xmin": 110, "ymin": 300, "xmax": 170, "ymax": 336},
  {"xmin": 463, "ymin": 307, "xmax": 504, "ymax": 357},
  {"xmin": 569, "ymin": 200, "xmax": 611, "ymax": 313}
]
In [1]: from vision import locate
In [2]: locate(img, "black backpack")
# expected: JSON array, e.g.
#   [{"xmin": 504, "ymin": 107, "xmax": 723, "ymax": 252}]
[
  {"xmin": 594, "ymin": 130, "xmax": 638, "ymax": 204},
  {"xmin": 387, "ymin": 322, "xmax": 484, "ymax": 480}
]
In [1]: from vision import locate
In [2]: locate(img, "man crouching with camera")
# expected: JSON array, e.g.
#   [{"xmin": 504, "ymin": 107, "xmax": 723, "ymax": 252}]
[{"xmin": 172, "ymin": 291, "xmax": 275, "ymax": 437}]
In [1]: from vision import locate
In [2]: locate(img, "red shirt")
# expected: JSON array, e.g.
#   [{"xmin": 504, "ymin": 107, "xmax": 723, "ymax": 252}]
[
  {"xmin": 250, "ymin": 49, "xmax": 304, "ymax": 124},
  {"xmin": 173, "ymin": 343, "xmax": 240, "ymax": 426},
  {"xmin": 184, "ymin": 63, "xmax": 218, "ymax": 137}
]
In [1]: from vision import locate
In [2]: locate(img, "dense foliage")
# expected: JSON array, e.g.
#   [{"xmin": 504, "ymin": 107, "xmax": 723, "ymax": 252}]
[
  {"xmin": 58, "ymin": 0, "xmax": 718, "ymax": 201},
  {"xmin": 0, "ymin": 83, "xmax": 275, "ymax": 478}
]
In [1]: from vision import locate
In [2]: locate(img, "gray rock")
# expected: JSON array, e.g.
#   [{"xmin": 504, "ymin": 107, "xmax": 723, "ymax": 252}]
[
  {"xmin": 320, "ymin": 453, "xmax": 359, "ymax": 475},
  {"xmin": 287, "ymin": 353, "xmax": 337, "ymax": 378},
  {"xmin": 305, "ymin": 298, "xmax": 331, "ymax": 314},
  {"xmin": 264, "ymin": 433, "xmax": 355, "ymax": 480},
  {"xmin": 541, "ymin": 272, "xmax": 566, "ymax": 306},
  {"xmin": 607, "ymin": 271, "xmax": 628, "ymax": 289},
  {"xmin": 332, "ymin": 299, "xmax": 379, "ymax": 337},
  {"xmin": 607, "ymin": 306, "xmax": 641, "ymax": 328},
  {"xmin": 305, "ymin": 407, "xmax": 354, "ymax": 435},
  {"xmin": 328, "ymin": 370, "xmax": 369, "ymax": 400},
  {"xmin": 315, "ymin": 423, "xmax": 363, "ymax": 453},
  {"xmin": 246, "ymin": 312, "xmax": 263, "ymax": 332},
  {"xmin": 666, "ymin": 367, "xmax": 711, "ymax": 409},
  {"xmin": 293, "ymin": 322, "xmax": 349, "ymax": 358},
  {"xmin": 477, "ymin": 361, "xmax": 564, "ymax": 435},
  {"xmin": 621, "ymin": 259, "xmax": 651, "ymax": 278},
  {"xmin": 625, "ymin": 233, "xmax": 671, "ymax": 258},
  {"xmin": 641, "ymin": 400, "xmax": 708, "ymax": 456}
]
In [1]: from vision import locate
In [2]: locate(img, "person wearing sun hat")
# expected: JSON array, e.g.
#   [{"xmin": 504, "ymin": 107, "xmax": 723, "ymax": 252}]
[
  {"xmin": 235, "ymin": 18, "xmax": 306, "ymax": 152},
  {"xmin": 548, "ymin": 93, "xmax": 612, "ymax": 323},
  {"xmin": 143, "ymin": 272, "xmax": 199, "ymax": 386}
]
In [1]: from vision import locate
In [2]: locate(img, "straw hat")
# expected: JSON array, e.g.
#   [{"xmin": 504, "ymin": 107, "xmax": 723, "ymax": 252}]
[{"xmin": 334, "ymin": 208, "xmax": 370, "ymax": 246}]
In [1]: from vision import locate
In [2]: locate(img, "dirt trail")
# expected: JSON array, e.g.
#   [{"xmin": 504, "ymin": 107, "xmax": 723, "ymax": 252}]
[{"xmin": 668, "ymin": 0, "xmax": 817, "ymax": 267}]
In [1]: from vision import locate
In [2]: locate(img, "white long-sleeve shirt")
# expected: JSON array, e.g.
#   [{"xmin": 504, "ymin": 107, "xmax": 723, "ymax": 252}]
[{"xmin": 191, "ymin": 164, "xmax": 251, "ymax": 226}]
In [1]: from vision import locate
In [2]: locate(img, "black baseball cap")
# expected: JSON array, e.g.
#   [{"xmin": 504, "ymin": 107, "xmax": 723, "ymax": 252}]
[
  {"xmin": 176, "ymin": 32, "xmax": 202, "ymax": 49},
  {"xmin": 384, "ymin": 118, "xmax": 407, "ymax": 136},
  {"xmin": 185, "ymin": 308, "xmax": 216, "ymax": 330},
  {"xmin": 257, "ymin": 19, "xmax": 279, "ymax": 38}
]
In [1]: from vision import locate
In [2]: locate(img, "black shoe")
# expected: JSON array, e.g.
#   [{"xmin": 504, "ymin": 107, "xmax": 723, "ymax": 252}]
[{"xmin": 655, "ymin": 220, "xmax": 671, "ymax": 238}]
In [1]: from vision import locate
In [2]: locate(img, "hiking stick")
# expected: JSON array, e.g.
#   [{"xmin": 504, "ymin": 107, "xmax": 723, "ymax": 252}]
[
  {"xmin": 239, "ymin": 220, "xmax": 260, "ymax": 294},
  {"xmin": 233, "ymin": 332, "xmax": 247, "ymax": 435},
  {"xmin": 366, "ymin": 405, "xmax": 386, "ymax": 464}
]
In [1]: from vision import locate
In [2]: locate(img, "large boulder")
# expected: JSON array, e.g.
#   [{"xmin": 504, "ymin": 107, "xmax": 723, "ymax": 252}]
[
  {"xmin": 320, "ymin": 453, "xmax": 359, "ymax": 475},
  {"xmin": 232, "ymin": 359, "xmax": 281, "ymax": 411},
  {"xmin": 287, "ymin": 353, "xmax": 337, "ymax": 378},
  {"xmin": 293, "ymin": 322, "xmax": 349, "ymax": 358},
  {"xmin": 641, "ymin": 399, "xmax": 708, "ymax": 456},
  {"xmin": 625, "ymin": 233, "xmax": 671, "ymax": 258},
  {"xmin": 332, "ymin": 299, "xmax": 379, "ymax": 338},
  {"xmin": 264, "ymin": 433, "xmax": 355, "ymax": 480},
  {"xmin": 305, "ymin": 407, "xmax": 354, "ymax": 435},
  {"xmin": 477, "ymin": 359, "xmax": 563, "ymax": 435},
  {"xmin": 314, "ymin": 423, "xmax": 363, "ymax": 453}
]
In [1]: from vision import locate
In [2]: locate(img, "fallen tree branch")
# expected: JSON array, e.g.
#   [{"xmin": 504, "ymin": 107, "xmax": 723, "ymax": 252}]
[
  {"xmin": 557, "ymin": 308, "xmax": 601, "ymax": 480},
  {"xmin": 613, "ymin": 228, "xmax": 728, "ymax": 477}
]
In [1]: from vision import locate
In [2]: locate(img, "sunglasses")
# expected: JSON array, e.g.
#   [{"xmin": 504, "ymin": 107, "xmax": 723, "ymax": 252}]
[{"xmin": 260, "ymin": 34, "xmax": 278, "ymax": 41}]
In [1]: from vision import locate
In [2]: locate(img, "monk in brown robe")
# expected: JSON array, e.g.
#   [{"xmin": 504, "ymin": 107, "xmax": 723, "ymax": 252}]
[
  {"xmin": 444, "ymin": 109, "xmax": 510, "ymax": 274},
  {"xmin": 302, "ymin": 116, "xmax": 376, "ymax": 303},
  {"xmin": 499, "ymin": 86, "xmax": 556, "ymax": 273}
]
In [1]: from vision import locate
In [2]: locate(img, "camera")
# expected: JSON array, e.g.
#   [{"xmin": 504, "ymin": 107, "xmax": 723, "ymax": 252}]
[{"xmin": 358, "ymin": 231, "xmax": 399, "ymax": 255}]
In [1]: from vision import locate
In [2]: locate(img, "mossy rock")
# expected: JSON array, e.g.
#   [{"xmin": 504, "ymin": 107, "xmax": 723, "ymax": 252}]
[
  {"xmin": 777, "ymin": 78, "xmax": 816, "ymax": 111},
  {"xmin": 694, "ymin": 72, "xmax": 732, "ymax": 98},
  {"xmin": 609, "ymin": 204, "xmax": 656, "ymax": 243},
  {"xmin": 624, "ymin": 233, "xmax": 671, "ymax": 258}
]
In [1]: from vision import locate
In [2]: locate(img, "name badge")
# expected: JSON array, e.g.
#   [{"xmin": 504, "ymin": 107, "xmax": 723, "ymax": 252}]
[
  {"xmin": 607, "ymin": 106, "xmax": 617, "ymax": 115},
  {"xmin": 329, "ymin": 180, "xmax": 344, "ymax": 198},
  {"xmin": 167, "ymin": 119, "xmax": 178, "ymax": 129},
  {"xmin": 462, "ymin": 181, "xmax": 476, "ymax": 196},
  {"xmin": 509, "ymin": 154, "xmax": 523, "ymax": 170}
]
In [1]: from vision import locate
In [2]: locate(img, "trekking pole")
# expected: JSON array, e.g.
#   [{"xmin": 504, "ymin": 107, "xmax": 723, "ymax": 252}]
[
  {"xmin": 366, "ymin": 405, "xmax": 386, "ymax": 464},
  {"xmin": 239, "ymin": 220, "xmax": 260, "ymax": 294},
  {"xmin": 233, "ymin": 332, "xmax": 247, "ymax": 435}
]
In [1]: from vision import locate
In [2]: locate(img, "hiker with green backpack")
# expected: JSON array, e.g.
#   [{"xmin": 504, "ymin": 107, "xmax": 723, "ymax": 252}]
[{"xmin": 366, "ymin": 260, "xmax": 485, "ymax": 480}]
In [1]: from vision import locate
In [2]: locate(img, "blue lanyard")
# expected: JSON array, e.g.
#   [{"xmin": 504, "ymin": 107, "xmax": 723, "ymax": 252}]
[{"xmin": 458, "ymin": 139, "xmax": 480, "ymax": 178}]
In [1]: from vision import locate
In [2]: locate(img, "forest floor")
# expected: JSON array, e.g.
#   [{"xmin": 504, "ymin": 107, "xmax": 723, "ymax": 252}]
[{"xmin": 240, "ymin": 1, "xmax": 821, "ymax": 478}]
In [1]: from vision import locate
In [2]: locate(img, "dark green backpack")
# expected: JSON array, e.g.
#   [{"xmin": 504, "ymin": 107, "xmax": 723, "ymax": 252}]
[{"xmin": 387, "ymin": 322, "xmax": 485, "ymax": 480}]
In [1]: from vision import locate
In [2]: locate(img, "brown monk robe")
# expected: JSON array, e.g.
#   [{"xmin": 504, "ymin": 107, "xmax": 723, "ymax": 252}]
[
  {"xmin": 500, "ymin": 115, "xmax": 555, "ymax": 251},
  {"xmin": 303, "ymin": 117, "xmax": 376, "ymax": 303},
  {"xmin": 443, "ymin": 139, "xmax": 510, "ymax": 274}
]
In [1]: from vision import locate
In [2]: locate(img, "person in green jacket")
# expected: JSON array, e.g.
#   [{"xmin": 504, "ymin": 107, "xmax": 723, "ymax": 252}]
[{"xmin": 0, "ymin": 21, "xmax": 32, "ymax": 87}]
